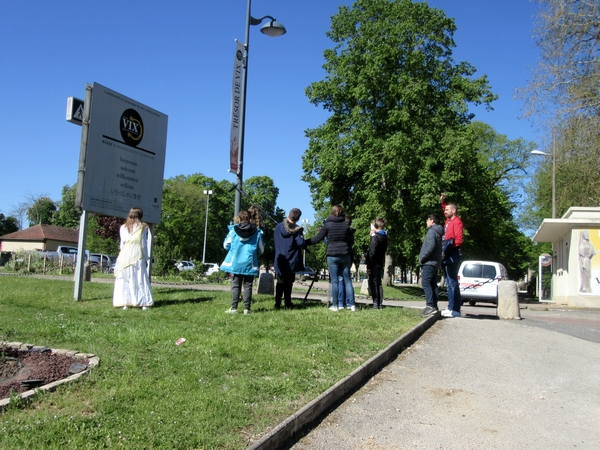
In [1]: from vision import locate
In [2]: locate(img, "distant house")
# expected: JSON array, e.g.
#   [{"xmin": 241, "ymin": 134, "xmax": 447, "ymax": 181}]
[{"xmin": 0, "ymin": 224, "xmax": 79, "ymax": 253}]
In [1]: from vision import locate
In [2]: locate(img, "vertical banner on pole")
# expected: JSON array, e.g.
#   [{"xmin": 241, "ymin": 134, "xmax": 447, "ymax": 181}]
[{"xmin": 230, "ymin": 40, "xmax": 245, "ymax": 173}]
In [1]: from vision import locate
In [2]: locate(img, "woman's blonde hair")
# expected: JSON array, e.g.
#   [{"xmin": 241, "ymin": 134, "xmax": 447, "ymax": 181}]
[{"xmin": 124, "ymin": 207, "xmax": 143, "ymax": 233}]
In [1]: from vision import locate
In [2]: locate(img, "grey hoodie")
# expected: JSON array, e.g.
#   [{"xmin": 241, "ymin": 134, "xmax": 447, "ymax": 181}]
[{"xmin": 419, "ymin": 224, "xmax": 444, "ymax": 268}]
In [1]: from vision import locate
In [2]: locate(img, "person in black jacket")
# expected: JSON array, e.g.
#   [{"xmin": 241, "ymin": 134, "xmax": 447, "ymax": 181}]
[
  {"xmin": 273, "ymin": 208, "xmax": 307, "ymax": 309},
  {"xmin": 366, "ymin": 218, "xmax": 388, "ymax": 309},
  {"xmin": 307, "ymin": 205, "xmax": 356, "ymax": 311},
  {"xmin": 419, "ymin": 213, "xmax": 444, "ymax": 316}
]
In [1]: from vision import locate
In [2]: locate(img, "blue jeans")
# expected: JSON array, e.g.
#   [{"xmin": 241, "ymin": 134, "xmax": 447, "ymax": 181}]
[
  {"xmin": 338, "ymin": 276, "xmax": 346, "ymax": 307},
  {"xmin": 444, "ymin": 259, "xmax": 461, "ymax": 312},
  {"xmin": 421, "ymin": 264, "xmax": 438, "ymax": 309},
  {"xmin": 328, "ymin": 255, "xmax": 354, "ymax": 308}
]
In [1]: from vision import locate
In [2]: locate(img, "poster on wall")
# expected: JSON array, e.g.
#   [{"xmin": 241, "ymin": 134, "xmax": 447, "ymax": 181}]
[
  {"xmin": 577, "ymin": 229, "xmax": 600, "ymax": 295},
  {"xmin": 81, "ymin": 82, "xmax": 168, "ymax": 224}
]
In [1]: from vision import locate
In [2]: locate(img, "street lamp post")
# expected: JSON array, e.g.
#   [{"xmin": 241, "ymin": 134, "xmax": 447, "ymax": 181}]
[
  {"xmin": 531, "ymin": 130, "xmax": 556, "ymax": 218},
  {"xmin": 233, "ymin": 0, "xmax": 286, "ymax": 217},
  {"xmin": 202, "ymin": 189, "xmax": 213, "ymax": 264}
]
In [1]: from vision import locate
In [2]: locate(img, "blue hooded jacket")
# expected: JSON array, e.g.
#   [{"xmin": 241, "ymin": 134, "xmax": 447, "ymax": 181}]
[{"xmin": 220, "ymin": 222, "xmax": 264, "ymax": 276}]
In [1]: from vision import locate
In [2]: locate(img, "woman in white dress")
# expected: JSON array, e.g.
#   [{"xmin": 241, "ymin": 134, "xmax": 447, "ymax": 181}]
[{"xmin": 113, "ymin": 207, "xmax": 154, "ymax": 310}]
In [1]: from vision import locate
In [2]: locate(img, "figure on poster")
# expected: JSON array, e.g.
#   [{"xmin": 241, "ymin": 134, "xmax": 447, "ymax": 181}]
[{"xmin": 578, "ymin": 230, "xmax": 600, "ymax": 293}]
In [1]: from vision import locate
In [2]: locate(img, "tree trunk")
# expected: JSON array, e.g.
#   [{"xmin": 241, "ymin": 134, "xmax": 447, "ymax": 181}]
[{"xmin": 384, "ymin": 254, "xmax": 394, "ymax": 286}]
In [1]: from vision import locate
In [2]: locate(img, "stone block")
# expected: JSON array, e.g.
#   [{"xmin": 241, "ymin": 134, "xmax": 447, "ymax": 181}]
[
  {"xmin": 497, "ymin": 280, "xmax": 521, "ymax": 320},
  {"xmin": 360, "ymin": 279, "xmax": 370, "ymax": 296},
  {"xmin": 257, "ymin": 272, "xmax": 274, "ymax": 295}
]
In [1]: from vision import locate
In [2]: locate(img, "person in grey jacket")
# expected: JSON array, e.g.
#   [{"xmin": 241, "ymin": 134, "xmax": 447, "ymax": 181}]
[{"xmin": 419, "ymin": 213, "xmax": 444, "ymax": 316}]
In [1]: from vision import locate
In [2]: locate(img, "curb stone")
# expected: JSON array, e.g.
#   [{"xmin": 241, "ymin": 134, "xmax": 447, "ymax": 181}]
[
  {"xmin": 247, "ymin": 312, "xmax": 439, "ymax": 450},
  {"xmin": 0, "ymin": 341, "xmax": 99, "ymax": 410}
]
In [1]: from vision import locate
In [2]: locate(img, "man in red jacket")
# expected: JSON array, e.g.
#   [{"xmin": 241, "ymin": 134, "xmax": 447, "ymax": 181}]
[{"xmin": 440, "ymin": 193, "xmax": 464, "ymax": 318}]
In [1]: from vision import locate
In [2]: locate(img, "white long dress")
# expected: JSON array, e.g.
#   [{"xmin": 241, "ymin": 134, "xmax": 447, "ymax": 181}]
[{"xmin": 112, "ymin": 223, "xmax": 154, "ymax": 308}]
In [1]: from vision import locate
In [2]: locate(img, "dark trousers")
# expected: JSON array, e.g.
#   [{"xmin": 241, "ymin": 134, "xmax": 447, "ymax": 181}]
[
  {"xmin": 421, "ymin": 264, "xmax": 438, "ymax": 309},
  {"xmin": 231, "ymin": 274, "xmax": 254, "ymax": 310},
  {"xmin": 368, "ymin": 266, "xmax": 384, "ymax": 307},
  {"xmin": 444, "ymin": 259, "xmax": 461, "ymax": 312},
  {"xmin": 275, "ymin": 273, "xmax": 295, "ymax": 307}
]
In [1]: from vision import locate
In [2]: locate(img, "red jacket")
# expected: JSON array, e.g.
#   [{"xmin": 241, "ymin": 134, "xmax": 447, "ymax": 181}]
[{"xmin": 441, "ymin": 201, "xmax": 463, "ymax": 248}]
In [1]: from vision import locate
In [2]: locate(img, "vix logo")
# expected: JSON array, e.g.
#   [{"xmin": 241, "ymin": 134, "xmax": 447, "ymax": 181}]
[{"xmin": 119, "ymin": 108, "xmax": 144, "ymax": 147}]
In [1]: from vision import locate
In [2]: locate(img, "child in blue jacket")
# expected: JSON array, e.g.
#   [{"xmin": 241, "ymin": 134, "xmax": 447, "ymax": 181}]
[{"xmin": 220, "ymin": 210, "xmax": 264, "ymax": 314}]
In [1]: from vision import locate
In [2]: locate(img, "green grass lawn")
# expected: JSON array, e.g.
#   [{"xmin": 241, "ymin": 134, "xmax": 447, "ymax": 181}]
[{"xmin": 0, "ymin": 276, "xmax": 423, "ymax": 449}]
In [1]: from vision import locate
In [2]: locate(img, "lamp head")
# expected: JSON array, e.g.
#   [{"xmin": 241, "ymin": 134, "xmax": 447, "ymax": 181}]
[
  {"xmin": 531, "ymin": 150, "xmax": 548, "ymax": 156},
  {"xmin": 260, "ymin": 20, "xmax": 286, "ymax": 37}
]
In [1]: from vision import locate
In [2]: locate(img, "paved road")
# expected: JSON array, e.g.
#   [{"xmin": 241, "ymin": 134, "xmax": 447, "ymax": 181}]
[{"xmin": 290, "ymin": 304, "xmax": 600, "ymax": 449}]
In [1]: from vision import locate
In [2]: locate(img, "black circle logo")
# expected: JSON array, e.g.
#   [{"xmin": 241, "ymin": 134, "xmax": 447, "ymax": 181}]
[
  {"xmin": 236, "ymin": 49, "xmax": 243, "ymax": 61},
  {"xmin": 120, "ymin": 108, "xmax": 144, "ymax": 147}
]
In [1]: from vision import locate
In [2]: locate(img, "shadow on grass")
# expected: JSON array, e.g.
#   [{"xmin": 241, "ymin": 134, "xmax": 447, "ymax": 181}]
[{"xmin": 154, "ymin": 296, "xmax": 217, "ymax": 308}]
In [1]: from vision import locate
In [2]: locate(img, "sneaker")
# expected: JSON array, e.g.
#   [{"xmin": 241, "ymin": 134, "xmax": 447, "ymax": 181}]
[
  {"xmin": 450, "ymin": 310, "xmax": 462, "ymax": 318},
  {"xmin": 225, "ymin": 308, "xmax": 237, "ymax": 314},
  {"xmin": 142, "ymin": 306, "xmax": 149, "ymax": 311},
  {"xmin": 441, "ymin": 309, "xmax": 452, "ymax": 317},
  {"xmin": 329, "ymin": 305, "xmax": 339, "ymax": 311},
  {"xmin": 349, "ymin": 305, "xmax": 356, "ymax": 312},
  {"xmin": 421, "ymin": 306, "xmax": 438, "ymax": 317},
  {"xmin": 243, "ymin": 309, "xmax": 250, "ymax": 315},
  {"xmin": 122, "ymin": 306, "xmax": 128, "ymax": 310}
]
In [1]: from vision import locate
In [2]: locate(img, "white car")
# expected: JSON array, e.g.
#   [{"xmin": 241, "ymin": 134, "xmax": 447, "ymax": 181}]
[
  {"xmin": 176, "ymin": 260, "xmax": 195, "ymax": 271},
  {"xmin": 204, "ymin": 263, "xmax": 220, "ymax": 276},
  {"xmin": 458, "ymin": 261, "xmax": 509, "ymax": 306}
]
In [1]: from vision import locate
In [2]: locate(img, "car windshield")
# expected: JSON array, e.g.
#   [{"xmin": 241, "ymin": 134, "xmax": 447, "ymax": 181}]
[{"xmin": 463, "ymin": 264, "xmax": 497, "ymax": 279}]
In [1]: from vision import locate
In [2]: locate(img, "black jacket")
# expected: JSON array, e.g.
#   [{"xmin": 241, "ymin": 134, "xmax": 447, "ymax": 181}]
[
  {"xmin": 366, "ymin": 231, "xmax": 388, "ymax": 269},
  {"xmin": 273, "ymin": 219, "xmax": 306, "ymax": 276},
  {"xmin": 308, "ymin": 215, "xmax": 352, "ymax": 257}
]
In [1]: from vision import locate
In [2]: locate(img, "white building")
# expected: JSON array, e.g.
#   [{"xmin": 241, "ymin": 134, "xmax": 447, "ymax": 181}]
[{"xmin": 533, "ymin": 207, "xmax": 600, "ymax": 307}]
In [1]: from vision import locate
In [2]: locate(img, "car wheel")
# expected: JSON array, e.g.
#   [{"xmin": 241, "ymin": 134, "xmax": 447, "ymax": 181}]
[{"xmin": 468, "ymin": 301, "xmax": 476, "ymax": 306}]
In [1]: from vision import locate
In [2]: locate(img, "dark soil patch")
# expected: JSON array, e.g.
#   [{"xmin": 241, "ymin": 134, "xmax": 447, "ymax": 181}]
[{"xmin": 0, "ymin": 348, "xmax": 88, "ymax": 400}]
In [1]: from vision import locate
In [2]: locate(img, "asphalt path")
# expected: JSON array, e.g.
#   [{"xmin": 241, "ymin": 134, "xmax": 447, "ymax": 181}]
[{"xmin": 289, "ymin": 302, "xmax": 600, "ymax": 449}]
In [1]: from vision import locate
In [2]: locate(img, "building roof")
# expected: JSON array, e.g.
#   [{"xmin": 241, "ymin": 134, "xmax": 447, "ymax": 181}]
[
  {"xmin": 0, "ymin": 224, "xmax": 79, "ymax": 243},
  {"xmin": 532, "ymin": 207, "xmax": 600, "ymax": 243}
]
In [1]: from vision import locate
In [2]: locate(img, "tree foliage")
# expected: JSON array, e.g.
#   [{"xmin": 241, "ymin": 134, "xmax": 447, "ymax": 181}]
[
  {"xmin": 52, "ymin": 184, "xmax": 80, "ymax": 228},
  {"xmin": 520, "ymin": 0, "xmax": 600, "ymax": 119},
  {"xmin": 85, "ymin": 214, "xmax": 122, "ymax": 255},
  {"xmin": 241, "ymin": 175, "xmax": 286, "ymax": 271},
  {"xmin": 521, "ymin": 115, "xmax": 600, "ymax": 230},
  {"xmin": 519, "ymin": 0, "xmax": 600, "ymax": 233},
  {"xmin": 26, "ymin": 196, "xmax": 56, "ymax": 226},
  {"xmin": 302, "ymin": 0, "xmax": 537, "ymax": 278},
  {"xmin": 0, "ymin": 213, "xmax": 18, "ymax": 237}
]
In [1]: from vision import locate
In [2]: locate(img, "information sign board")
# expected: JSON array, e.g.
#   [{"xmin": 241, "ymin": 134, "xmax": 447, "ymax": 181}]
[{"xmin": 81, "ymin": 83, "xmax": 168, "ymax": 224}]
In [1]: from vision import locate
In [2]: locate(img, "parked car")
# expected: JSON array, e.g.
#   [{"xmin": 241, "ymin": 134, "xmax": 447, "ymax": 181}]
[
  {"xmin": 204, "ymin": 263, "xmax": 220, "ymax": 276},
  {"xmin": 40, "ymin": 246, "xmax": 89, "ymax": 264},
  {"xmin": 295, "ymin": 266, "xmax": 317, "ymax": 282},
  {"xmin": 176, "ymin": 260, "xmax": 195, "ymax": 271},
  {"xmin": 458, "ymin": 261, "xmax": 509, "ymax": 306},
  {"xmin": 89, "ymin": 253, "xmax": 113, "ymax": 270}
]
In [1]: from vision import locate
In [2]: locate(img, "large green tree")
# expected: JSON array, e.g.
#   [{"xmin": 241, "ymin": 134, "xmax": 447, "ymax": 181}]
[
  {"xmin": 52, "ymin": 184, "xmax": 80, "ymax": 228},
  {"xmin": 0, "ymin": 213, "xmax": 18, "ymax": 236},
  {"xmin": 26, "ymin": 196, "xmax": 57, "ymax": 227},
  {"xmin": 303, "ymin": 0, "xmax": 498, "ymax": 277},
  {"xmin": 153, "ymin": 174, "xmax": 234, "ymax": 275}
]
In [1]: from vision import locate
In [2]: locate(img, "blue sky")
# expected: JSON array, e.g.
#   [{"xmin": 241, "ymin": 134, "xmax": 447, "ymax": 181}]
[{"xmin": 0, "ymin": 0, "xmax": 541, "ymax": 226}]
